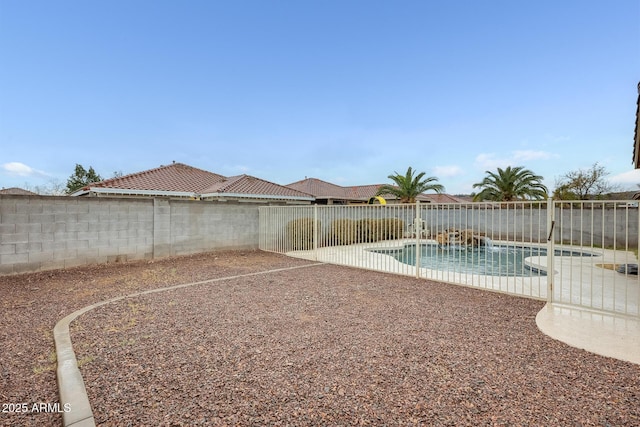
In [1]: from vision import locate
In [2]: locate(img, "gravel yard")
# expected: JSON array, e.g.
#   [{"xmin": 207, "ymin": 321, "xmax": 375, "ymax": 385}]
[{"xmin": 2, "ymin": 250, "xmax": 639, "ymax": 426}]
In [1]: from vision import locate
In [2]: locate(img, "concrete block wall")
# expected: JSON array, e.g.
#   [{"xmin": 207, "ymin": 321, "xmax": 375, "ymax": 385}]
[
  {"xmin": 0, "ymin": 195, "xmax": 260, "ymax": 275},
  {"xmin": 423, "ymin": 205, "xmax": 639, "ymax": 249},
  {"xmin": 170, "ymin": 201, "xmax": 259, "ymax": 255}
]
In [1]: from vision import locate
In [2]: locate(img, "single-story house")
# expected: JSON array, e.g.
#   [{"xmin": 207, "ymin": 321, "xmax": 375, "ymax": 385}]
[
  {"xmin": 286, "ymin": 177, "xmax": 470, "ymax": 204},
  {"xmin": 71, "ymin": 162, "xmax": 314, "ymax": 204},
  {"xmin": 634, "ymin": 81, "xmax": 640, "ymax": 169},
  {"xmin": 0, "ymin": 187, "xmax": 38, "ymax": 195},
  {"xmin": 631, "ymin": 81, "xmax": 640, "ymax": 200}
]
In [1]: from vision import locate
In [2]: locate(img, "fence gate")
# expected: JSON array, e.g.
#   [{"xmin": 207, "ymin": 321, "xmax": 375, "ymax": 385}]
[{"xmin": 259, "ymin": 201, "xmax": 639, "ymax": 318}]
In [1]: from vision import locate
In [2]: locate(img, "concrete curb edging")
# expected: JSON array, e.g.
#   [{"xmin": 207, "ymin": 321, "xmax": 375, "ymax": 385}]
[{"xmin": 54, "ymin": 262, "xmax": 325, "ymax": 427}]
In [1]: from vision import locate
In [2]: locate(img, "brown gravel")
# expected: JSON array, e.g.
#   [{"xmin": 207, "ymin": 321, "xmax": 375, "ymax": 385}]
[{"xmin": 2, "ymin": 251, "xmax": 639, "ymax": 426}]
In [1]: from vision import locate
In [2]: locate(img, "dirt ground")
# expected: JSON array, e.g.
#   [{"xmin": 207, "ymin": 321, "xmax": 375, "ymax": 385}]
[{"xmin": 1, "ymin": 250, "xmax": 639, "ymax": 426}]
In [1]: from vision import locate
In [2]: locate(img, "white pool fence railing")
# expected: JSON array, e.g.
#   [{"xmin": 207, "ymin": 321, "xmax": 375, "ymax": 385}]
[{"xmin": 258, "ymin": 200, "xmax": 640, "ymax": 318}]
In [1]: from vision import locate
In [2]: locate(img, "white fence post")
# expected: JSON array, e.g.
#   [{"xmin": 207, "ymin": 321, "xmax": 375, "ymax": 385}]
[
  {"xmin": 313, "ymin": 204, "xmax": 318, "ymax": 261},
  {"xmin": 415, "ymin": 200, "xmax": 421, "ymax": 278},
  {"xmin": 546, "ymin": 198, "xmax": 555, "ymax": 303}
]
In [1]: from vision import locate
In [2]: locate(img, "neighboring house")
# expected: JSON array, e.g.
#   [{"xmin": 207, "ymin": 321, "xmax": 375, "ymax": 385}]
[
  {"xmin": 634, "ymin": 81, "xmax": 640, "ymax": 169},
  {"xmin": 285, "ymin": 177, "xmax": 376, "ymax": 204},
  {"xmin": 0, "ymin": 187, "xmax": 38, "ymax": 195},
  {"xmin": 632, "ymin": 81, "xmax": 640, "ymax": 200},
  {"xmin": 71, "ymin": 162, "xmax": 314, "ymax": 204},
  {"xmin": 286, "ymin": 177, "xmax": 469, "ymax": 204}
]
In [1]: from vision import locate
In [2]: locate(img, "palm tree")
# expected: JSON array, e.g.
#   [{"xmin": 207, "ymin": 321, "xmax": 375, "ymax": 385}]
[
  {"xmin": 376, "ymin": 167, "xmax": 444, "ymax": 203},
  {"xmin": 472, "ymin": 166, "xmax": 548, "ymax": 201}
]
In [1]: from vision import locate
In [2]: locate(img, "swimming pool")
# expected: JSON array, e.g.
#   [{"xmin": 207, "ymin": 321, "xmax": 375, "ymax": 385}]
[{"xmin": 372, "ymin": 244, "xmax": 593, "ymax": 277}]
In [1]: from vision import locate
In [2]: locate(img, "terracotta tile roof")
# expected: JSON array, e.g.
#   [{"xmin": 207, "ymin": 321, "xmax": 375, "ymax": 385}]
[
  {"xmin": 286, "ymin": 177, "xmax": 463, "ymax": 203},
  {"xmin": 77, "ymin": 162, "xmax": 312, "ymax": 201},
  {"xmin": 85, "ymin": 162, "xmax": 226, "ymax": 193},
  {"xmin": 345, "ymin": 184, "xmax": 386, "ymax": 200},
  {"xmin": 286, "ymin": 178, "xmax": 348, "ymax": 199},
  {"xmin": 0, "ymin": 187, "xmax": 38, "ymax": 195},
  {"xmin": 202, "ymin": 175, "xmax": 313, "ymax": 199}
]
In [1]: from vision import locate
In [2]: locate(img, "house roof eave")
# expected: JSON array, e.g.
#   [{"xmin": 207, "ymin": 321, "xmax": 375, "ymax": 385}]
[
  {"xmin": 73, "ymin": 187, "xmax": 198, "ymax": 198},
  {"xmin": 200, "ymin": 192, "xmax": 315, "ymax": 202}
]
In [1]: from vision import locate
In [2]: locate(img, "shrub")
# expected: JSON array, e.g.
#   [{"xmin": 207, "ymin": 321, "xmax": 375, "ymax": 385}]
[
  {"xmin": 286, "ymin": 218, "xmax": 319, "ymax": 250},
  {"xmin": 329, "ymin": 219, "xmax": 359, "ymax": 245},
  {"xmin": 326, "ymin": 217, "xmax": 404, "ymax": 245},
  {"xmin": 356, "ymin": 218, "xmax": 378, "ymax": 242},
  {"xmin": 376, "ymin": 218, "xmax": 404, "ymax": 240}
]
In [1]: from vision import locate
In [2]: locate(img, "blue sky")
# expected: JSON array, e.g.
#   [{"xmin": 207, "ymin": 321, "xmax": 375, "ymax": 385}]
[{"xmin": 1, "ymin": 0, "xmax": 639, "ymax": 195}]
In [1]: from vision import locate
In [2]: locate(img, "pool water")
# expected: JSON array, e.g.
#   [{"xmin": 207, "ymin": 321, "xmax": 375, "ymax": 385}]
[{"xmin": 374, "ymin": 244, "xmax": 591, "ymax": 277}]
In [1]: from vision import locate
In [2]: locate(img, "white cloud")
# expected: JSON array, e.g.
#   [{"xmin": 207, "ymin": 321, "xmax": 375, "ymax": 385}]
[
  {"xmin": 512, "ymin": 150, "xmax": 554, "ymax": 162},
  {"xmin": 475, "ymin": 150, "xmax": 556, "ymax": 170},
  {"xmin": 474, "ymin": 153, "xmax": 510, "ymax": 170},
  {"xmin": 609, "ymin": 169, "xmax": 640, "ymax": 185},
  {"xmin": 432, "ymin": 165, "xmax": 464, "ymax": 177},
  {"xmin": 1, "ymin": 162, "xmax": 49, "ymax": 178}
]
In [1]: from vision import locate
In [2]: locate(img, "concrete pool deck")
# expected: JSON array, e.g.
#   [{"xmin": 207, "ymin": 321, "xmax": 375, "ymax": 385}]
[{"xmin": 287, "ymin": 239, "xmax": 640, "ymax": 365}]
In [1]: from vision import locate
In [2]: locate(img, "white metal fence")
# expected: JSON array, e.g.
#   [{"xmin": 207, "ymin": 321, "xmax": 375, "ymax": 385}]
[{"xmin": 259, "ymin": 201, "xmax": 639, "ymax": 318}]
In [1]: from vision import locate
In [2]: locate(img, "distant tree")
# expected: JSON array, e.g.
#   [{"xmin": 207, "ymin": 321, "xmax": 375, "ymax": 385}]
[
  {"xmin": 23, "ymin": 179, "xmax": 66, "ymax": 196},
  {"xmin": 472, "ymin": 166, "xmax": 548, "ymax": 201},
  {"xmin": 66, "ymin": 164, "xmax": 103, "ymax": 193},
  {"xmin": 376, "ymin": 166, "xmax": 444, "ymax": 203},
  {"xmin": 553, "ymin": 163, "xmax": 619, "ymax": 200},
  {"xmin": 112, "ymin": 170, "xmax": 124, "ymax": 178}
]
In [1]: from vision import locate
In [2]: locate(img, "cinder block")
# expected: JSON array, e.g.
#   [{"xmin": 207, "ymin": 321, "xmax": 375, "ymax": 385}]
[
  {"xmin": 54, "ymin": 231, "xmax": 78, "ymax": 241},
  {"xmin": 17, "ymin": 203, "xmax": 44, "ymax": 214},
  {"xmin": 0, "ymin": 224, "xmax": 16, "ymax": 234},
  {"xmin": 98, "ymin": 230, "xmax": 118, "ymax": 241},
  {"xmin": 66, "ymin": 239, "xmax": 89, "ymax": 250},
  {"xmin": 0, "ymin": 233, "xmax": 28, "ymax": 244},
  {"xmin": 40, "ymin": 222, "xmax": 58, "ymax": 233},
  {"xmin": 16, "ymin": 242, "xmax": 42, "ymax": 253},
  {"xmin": 16, "ymin": 223, "xmax": 42, "ymax": 233},
  {"xmin": 53, "ymin": 249, "xmax": 77, "ymax": 261},
  {"xmin": 0, "ymin": 202, "xmax": 17, "ymax": 214},
  {"xmin": 66, "ymin": 222, "xmax": 89, "ymax": 232},
  {"xmin": 76, "ymin": 231, "xmax": 99, "ymax": 241},
  {"xmin": 29, "ymin": 251, "xmax": 54, "ymax": 263},
  {"xmin": 0, "ymin": 244, "xmax": 16, "ymax": 255},
  {"xmin": 47, "ymin": 204, "xmax": 68, "ymax": 214},
  {"xmin": 89, "ymin": 222, "xmax": 110, "ymax": 232},
  {"xmin": 0, "ymin": 252, "xmax": 29, "ymax": 264},
  {"xmin": 91, "ymin": 238, "xmax": 110, "ymax": 248},
  {"xmin": 2, "ymin": 213, "xmax": 28, "ymax": 224},
  {"xmin": 42, "ymin": 241, "xmax": 67, "ymax": 252},
  {"xmin": 31, "ymin": 232, "xmax": 54, "ymax": 242},
  {"xmin": 55, "ymin": 213, "xmax": 78, "ymax": 223},
  {"xmin": 67, "ymin": 203, "xmax": 90, "ymax": 214}
]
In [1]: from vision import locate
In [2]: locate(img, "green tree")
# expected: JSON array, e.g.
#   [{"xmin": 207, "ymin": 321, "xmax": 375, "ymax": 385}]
[
  {"xmin": 553, "ymin": 163, "xmax": 618, "ymax": 200},
  {"xmin": 472, "ymin": 166, "xmax": 548, "ymax": 201},
  {"xmin": 66, "ymin": 164, "xmax": 103, "ymax": 193},
  {"xmin": 376, "ymin": 166, "xmax": 444, "ymax": 203}
]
